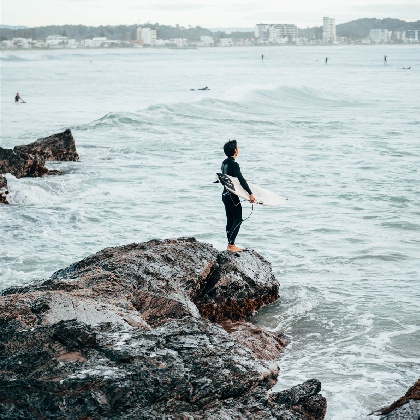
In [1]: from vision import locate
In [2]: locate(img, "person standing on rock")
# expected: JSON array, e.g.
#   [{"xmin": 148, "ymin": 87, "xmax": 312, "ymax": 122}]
[{"xmin": 221, "ymin": 140, "xmax": 255, "ymax": 252}]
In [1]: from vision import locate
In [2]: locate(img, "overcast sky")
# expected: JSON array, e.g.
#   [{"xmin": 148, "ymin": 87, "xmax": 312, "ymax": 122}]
[{"xmin": 1, "ymin": 0, "xmax": 419, "ymax": 28}]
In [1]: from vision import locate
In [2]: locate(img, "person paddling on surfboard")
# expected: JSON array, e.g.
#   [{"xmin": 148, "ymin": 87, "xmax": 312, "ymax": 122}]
[{"xmin": 221, "ymin": 140, "xmax": 255, "ymax": 252}]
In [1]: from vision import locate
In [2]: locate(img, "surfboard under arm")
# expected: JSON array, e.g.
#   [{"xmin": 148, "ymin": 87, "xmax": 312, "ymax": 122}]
[{"xmin": 216, "ymin": 173, "xmax": 288, "ymax": 207}]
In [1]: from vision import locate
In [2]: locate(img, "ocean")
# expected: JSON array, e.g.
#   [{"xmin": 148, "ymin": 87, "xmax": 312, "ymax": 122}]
[{"xmin": 1, "ymin": 45, "xmax": 419, "ymax": 419}]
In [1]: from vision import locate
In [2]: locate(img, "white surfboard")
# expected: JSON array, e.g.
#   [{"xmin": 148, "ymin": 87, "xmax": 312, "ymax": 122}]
[{"xmin": 216, "ymin": 173, "xmax": 288, "ymax": 207}]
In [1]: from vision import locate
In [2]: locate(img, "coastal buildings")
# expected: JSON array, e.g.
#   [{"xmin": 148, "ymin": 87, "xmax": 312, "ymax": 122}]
[
  {"xmin": 406, "ymin": 29, "xmax": 420, "ymax": 41},
  {"xmin": 1, "ymin": 19, "xmax": 419, "ymax": 50},
  {"xmin": 200, "ymin": 36, "xmax": 215, "ymax": 46},
  {"xmin": 323, "ymin": 17, "xmax": 337, "ymax": 43},
  {"xmin": 268, "ymin": 24, "xmax": 298, "ymax": 43},
  {"xmin": 254, "ymin": 23, "xmax": 298, "ymax": 44},
  {"xmin": 370, "ymin": 29, "xmax": 392, "ymax": 43},
  {"xmin": 254, "ymin": 24, "xmax": 270, "ymax": 42},
  {"xmin": 137, "ymin": 27, "xmax": 157, "ymax": 46}
]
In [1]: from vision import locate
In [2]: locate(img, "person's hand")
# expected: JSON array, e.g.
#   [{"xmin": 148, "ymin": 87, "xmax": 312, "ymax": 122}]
[{"xmin": 249, "ymin": 194, "xmax": 255, "ymax": 203}]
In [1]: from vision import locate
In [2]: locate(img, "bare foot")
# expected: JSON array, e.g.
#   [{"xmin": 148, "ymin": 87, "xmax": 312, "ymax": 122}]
[{"xmin": 227, "ymin": 244, "xmax": 243, "ymax": 252}]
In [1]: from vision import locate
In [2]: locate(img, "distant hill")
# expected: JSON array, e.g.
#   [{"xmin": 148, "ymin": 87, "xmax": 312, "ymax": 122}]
[
  {"xmin": 336, "ymin": 18, "xmax": 420, "ymax": 38},
  {"xmin": 1, "ymin": 19, "xmax": 419, "ymax": 42},
  {"xmin": 298, "ymin": 18, "xmax": 419, "ymax": 40}
]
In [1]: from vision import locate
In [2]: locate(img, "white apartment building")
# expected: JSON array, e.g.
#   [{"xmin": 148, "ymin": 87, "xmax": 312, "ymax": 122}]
[
  {"xmin": 255, "ymin": 24, "xmax": 270, "ymax": 41},
  {"xmin": 137, "ymin": 27, "xmax": 157, "ymax": 46},
  {"xmin": 323, "ymin": 17, "xmax": 336, "ymax": 43},
  {"xmin": 370, "ymin": 29, "xmax": 392, "ymax": 43},
  {"xmin": 268, "ymin": 24, "xmax": 298, "ymax": 43}
]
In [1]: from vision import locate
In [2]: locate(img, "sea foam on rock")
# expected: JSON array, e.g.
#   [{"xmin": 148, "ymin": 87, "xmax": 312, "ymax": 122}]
[
  {"xmin": 0, "ymin": 238, "xmax": 327, "ymax": 419},
  {"xmin": 0, "ymin": 129, "xmax": 78, "ymax": 204}
]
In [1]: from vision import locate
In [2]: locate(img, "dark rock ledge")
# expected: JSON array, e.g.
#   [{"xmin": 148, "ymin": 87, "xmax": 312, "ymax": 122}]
[
  {"xmin": 0, "ymin": 175, "xmax": 8, "ymax": 204},
  {"xmin": 0, "ymin": 129, "xmax": 78, "ymax": 204},
  {"xmin": 372, "ymin": 378, "xmax": 420, "ymax": 419},
  {"xmin": 0, "ymin": 238, "xmax": 327, "ymax": 419}
]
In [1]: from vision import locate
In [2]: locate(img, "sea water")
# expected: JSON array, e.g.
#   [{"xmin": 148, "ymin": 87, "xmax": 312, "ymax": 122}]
[{"xmin": 1, "ymin": 45, "xmax": 419, "ymax": 419}]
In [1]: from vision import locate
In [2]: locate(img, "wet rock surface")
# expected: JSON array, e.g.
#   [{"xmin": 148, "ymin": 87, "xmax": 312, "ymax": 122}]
[
  {"xmin": 0, "ymin": 129, "xmax": 78, "ymax": 204},
  {"xmin": 0, "ymin": 238, "xmax": 327, "ymax": 419},
  {"xmin": 375, "ymin": 378, "xmax": 420, "ymax": 419},
  {"xmin": 14, "ymin": 128, "xmax": 79, "ymax": 162},
  {"xmin": 0, "ymin": 146, "xmax": 49, "ymax": 179},
  {"xmin": 0, "ymin": 175, "xmax": 8, "ymax": 204}
]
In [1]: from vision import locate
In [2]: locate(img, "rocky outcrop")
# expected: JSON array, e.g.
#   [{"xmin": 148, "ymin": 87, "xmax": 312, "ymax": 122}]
[
  {"xmin": 0, "ymin": 175, "xmax": 8, "ymax": 204},
  {"xmin": 0, "ymin": 129, "xmax": 78, "ymax": 204},
  {"xmin": 373, "ymin": 378, "xmax": 420, "ymax": 419},
  {"xmin": 0, "ymin": 146, "xmax": 49, "ymax": 178},
  {"xmin": 0, "ymin": 238, "xmax": 327, "ymax": 419},
  {"xmin": 14, "ymin": 128, "xmax": 79, "ymax": 162}
]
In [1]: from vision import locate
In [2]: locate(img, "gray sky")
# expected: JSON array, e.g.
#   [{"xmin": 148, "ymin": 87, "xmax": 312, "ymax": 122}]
[{"xmin": 1, "ymin": 0, "xmax": 419, "ymax": 28}]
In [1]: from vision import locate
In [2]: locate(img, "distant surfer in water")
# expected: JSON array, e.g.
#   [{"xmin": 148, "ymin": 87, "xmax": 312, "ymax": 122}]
[
  {"xmin": 384, "ymin": 55, "xmax": 387, "ymax": 65},
  {"xmin": 198, "ymin": 86, "xmax": 209, "ymax": 90},
  {"xmin": 325, "ymin": 57, "xmax": 328, "ymax": 65},
  {"xmin": 221, "ymin": 140, "xmax": 255, "ymax": 252},
  {"xmin": 15, "ymin": 92, "xmax": 22, "ymax": 102}
]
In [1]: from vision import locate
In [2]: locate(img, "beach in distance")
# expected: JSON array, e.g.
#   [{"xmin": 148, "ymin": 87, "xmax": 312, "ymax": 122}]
[{"xmin": 1, "ymin": 45, "xmax": 419, "ymax": 419}]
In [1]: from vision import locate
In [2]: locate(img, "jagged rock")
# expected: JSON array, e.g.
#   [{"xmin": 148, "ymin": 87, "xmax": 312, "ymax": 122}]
[
  {"xmin": 0, "ymin": 175, "xmax": 8, "ymax": 204},
  {"xmin": 0, "ymin": 238, "xmax": 327, "ymax": 419},
  {"xmin": 197, "ymin": 251, "xmax": 280, "ymax": 323},
  {"xmin": 0, "ymin": 146, "xmax": 49, "ymax": 178},
  {"xmin": 268, "ymin": 379, "xmax": 327, "ymax": 419},
  {"xmin": 0, "ymin": 129, "xmax": 78, "ymax": 203},
  {"xmin": 373, "ymin": 378, "xmax": 420, "ymax": 419},
  {"xmin": 14, "ymin": 128, "xmax": 79, "ymax": 162}
]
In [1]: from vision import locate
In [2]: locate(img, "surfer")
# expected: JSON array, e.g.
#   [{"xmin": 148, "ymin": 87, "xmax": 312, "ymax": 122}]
[
  {"xmin": 325, "ymin": 57, "xmax": 328, "ymax": 65},
  {"xmin": 15, "ymin": 92, "xmax": 22, "ymax": 102},
  {"xmin": 384, "ymin": 55, "xmax": 387, "ymax": 65},
  {"xmin": 221, "ymin": 140, "xmax": 255, "ymax": 252}
]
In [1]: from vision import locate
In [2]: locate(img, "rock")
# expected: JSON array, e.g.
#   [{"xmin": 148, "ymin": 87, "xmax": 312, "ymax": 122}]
[
  {"xmin": 196, "ymin": 251, "xmax": 280, "ymax": 323},
  {"xmin": 373, "ymin": 378, "xmax": 420, "ymax": 419},
  {"xmin": 268, "ymin": 379, "xmax": 327, "ymax": 419},
  {"xmin": 14, "ymin": 128, "xmax": 79, "ymax": 162},
  {"xmin": 0, "ymin": 175, "xmax": 8, "ymax": 204},
  {"xmin": 0, "ymin": 238, "xmax": 327, "ymax": 419},
  {"xmin": 0, "ymin": 146, "xmax": 49, "ymax": 178},
  {"xmin": 0, "ymin": 129, "xmax": 78, "ymax": 203}
]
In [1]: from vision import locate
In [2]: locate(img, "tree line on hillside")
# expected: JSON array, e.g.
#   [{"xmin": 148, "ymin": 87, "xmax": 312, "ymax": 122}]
[
  {"xmin": 297, "ymin": 18, "xmax": 420, "ymax": 40},
  {"xmin": 337, "ymin": 18, "xmax": 420, "ymax": 38},
  {"xmin": 0, "ymin": 23, "xmax": 227, "ymax": 42},
  {"xmin": 1, "ymin": 19, "xmax": 419, "ymax": 42}
]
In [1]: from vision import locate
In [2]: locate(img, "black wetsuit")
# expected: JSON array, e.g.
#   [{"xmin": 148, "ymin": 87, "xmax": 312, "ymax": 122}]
[{"xmin": 221, "ymin": 157, "xmax": 253, "ymax": 245}]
